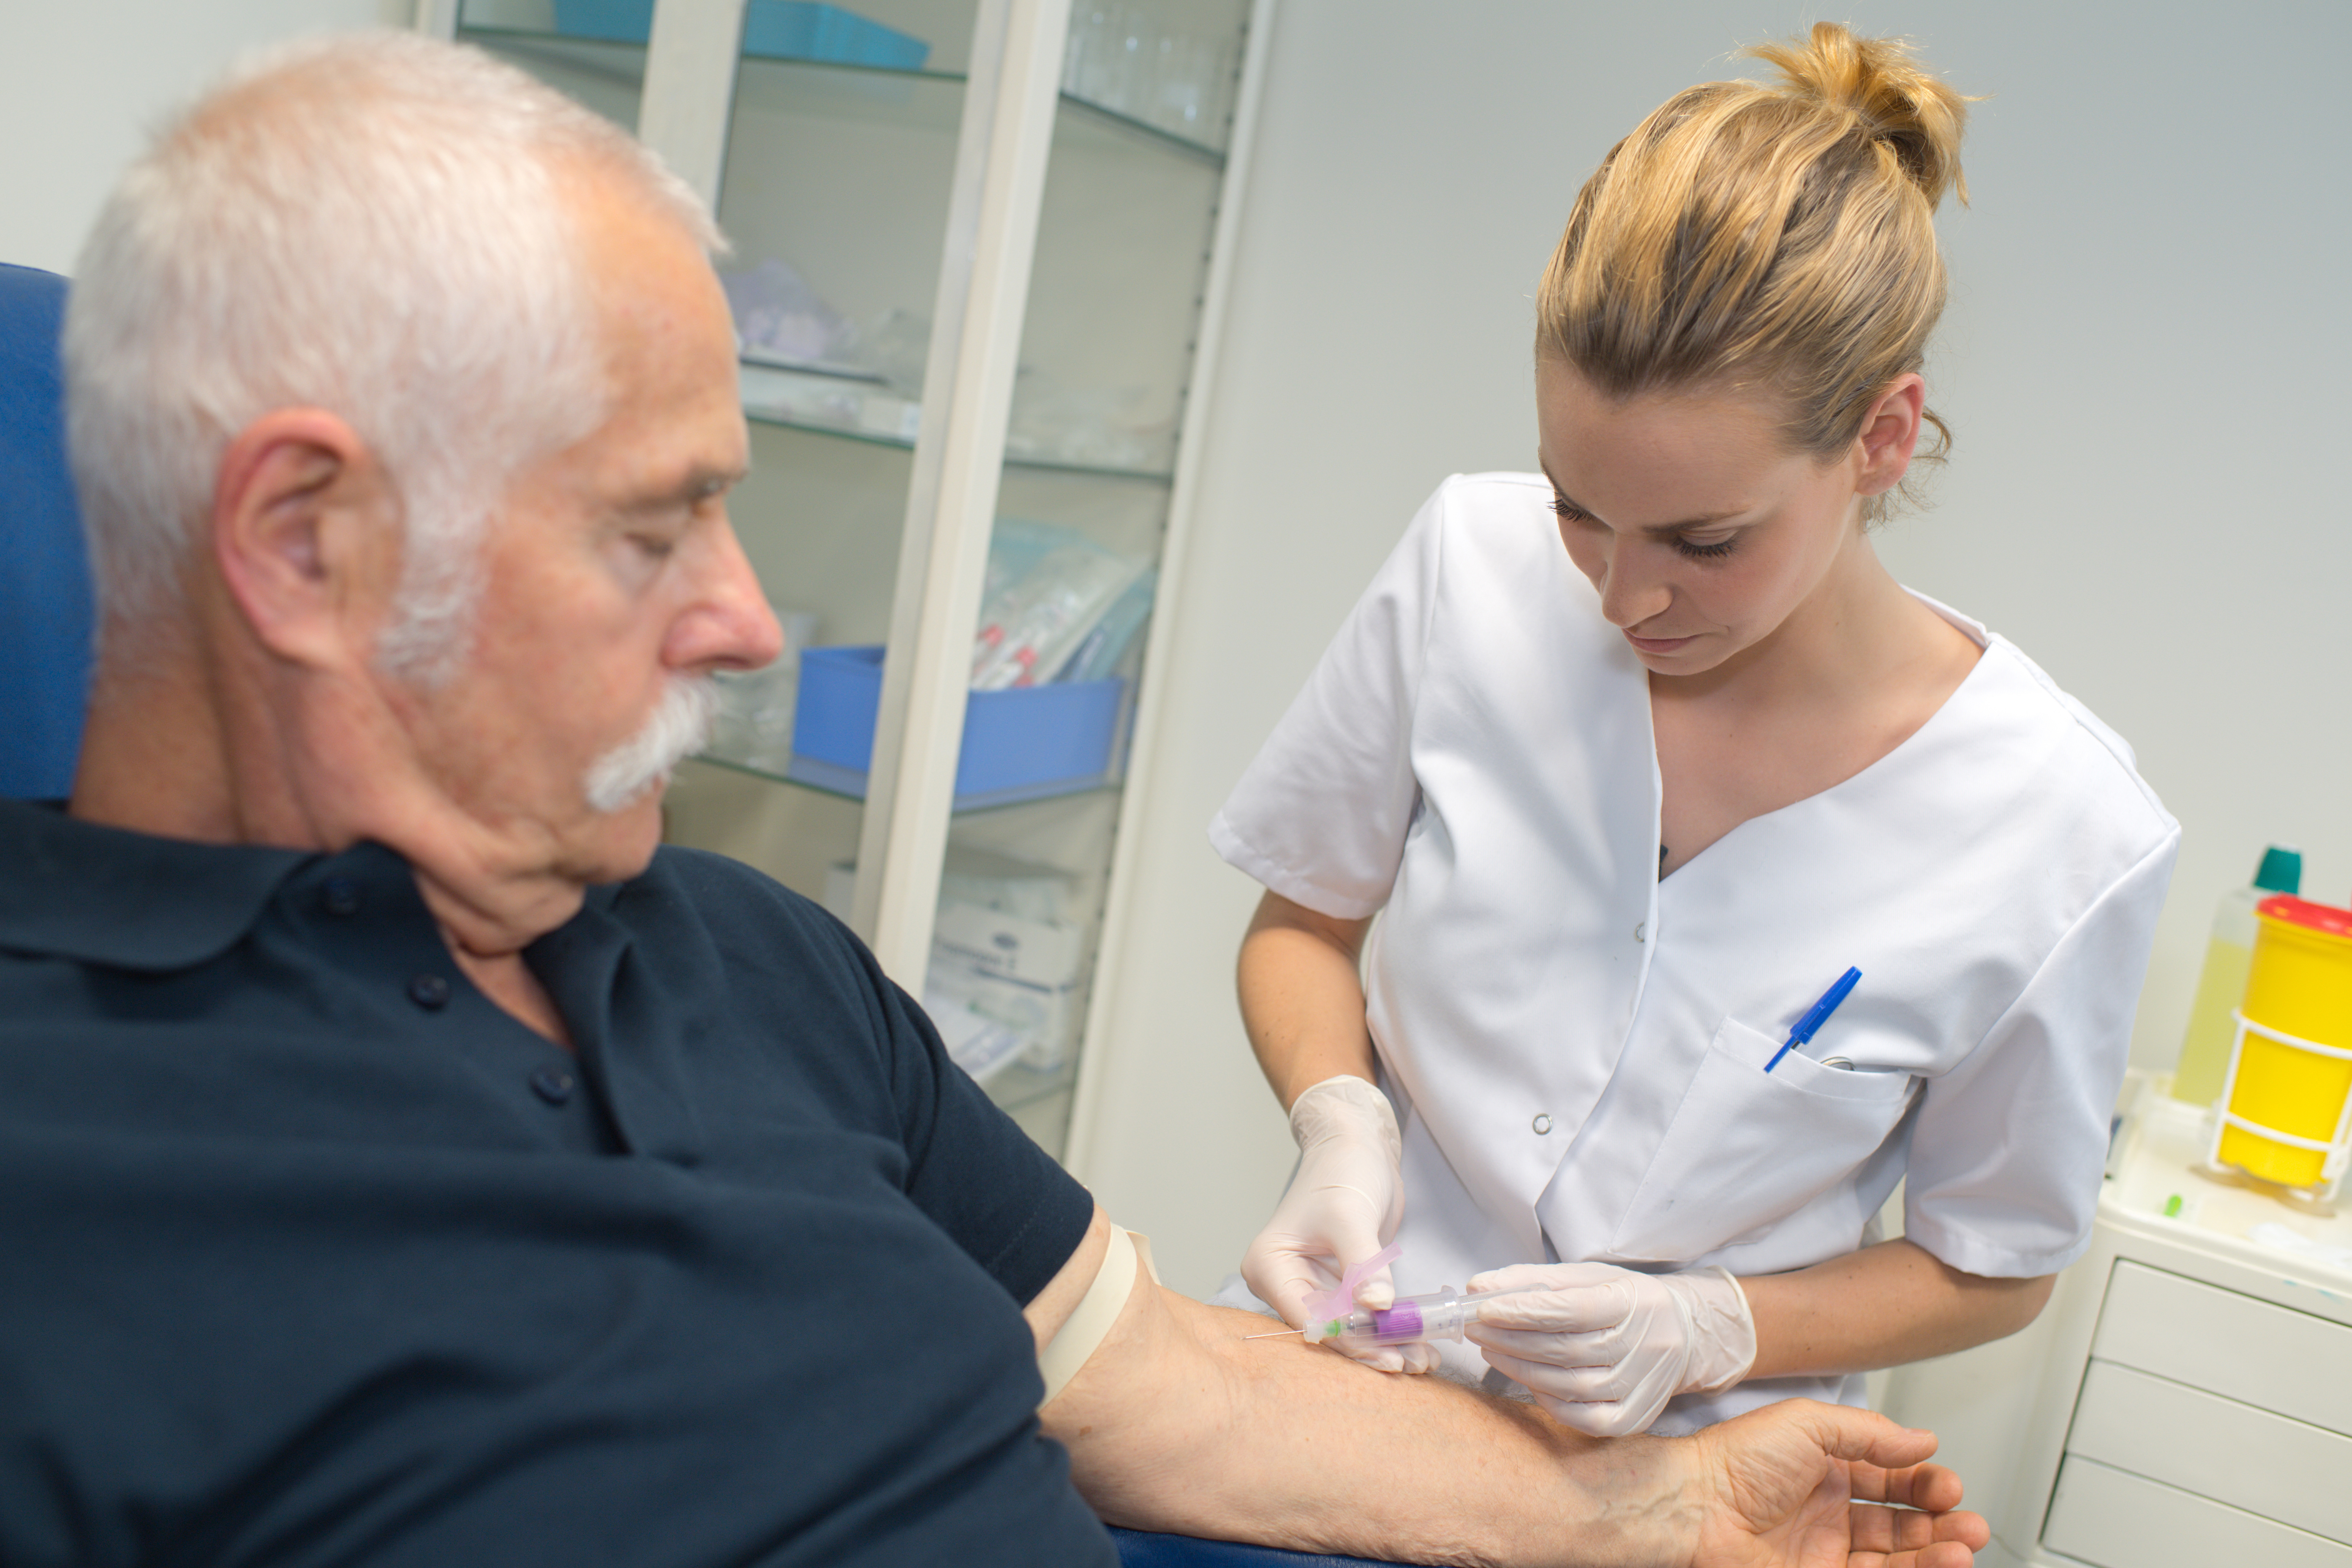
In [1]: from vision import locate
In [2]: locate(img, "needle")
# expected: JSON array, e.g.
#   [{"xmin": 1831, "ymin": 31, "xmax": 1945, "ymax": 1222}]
[{"xmin": 1242, "ymin": 1327, "xmax": 1302, "ymax": 1339}]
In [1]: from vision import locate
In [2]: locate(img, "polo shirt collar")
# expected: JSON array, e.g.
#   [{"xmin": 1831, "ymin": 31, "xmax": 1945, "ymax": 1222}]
[{"xmin": 0, "ymin": 797, "xmax": 311, "ymax": 969}]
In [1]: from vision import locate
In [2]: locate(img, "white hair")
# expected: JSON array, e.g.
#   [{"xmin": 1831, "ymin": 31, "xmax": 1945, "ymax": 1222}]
[
  {"xmin": 583, "ymin": 673, "xmax": 720, "ymax": 813},
  {"xmin": 63, "ymin": 30, "xmax": 721, "ymax": 680}
]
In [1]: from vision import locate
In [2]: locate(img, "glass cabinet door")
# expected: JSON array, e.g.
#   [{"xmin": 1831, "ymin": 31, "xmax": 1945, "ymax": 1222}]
[
  {"xmin": 449, "ymin": 0, "xmax": 1256, "ymax": 1161},
  {"xmin": 660, "ymin": 2, "xmax": 983, "ymax": 924},
  {"xmin": 931, "ymin": 0, "xmax": 1251, "ymax": 1152}
]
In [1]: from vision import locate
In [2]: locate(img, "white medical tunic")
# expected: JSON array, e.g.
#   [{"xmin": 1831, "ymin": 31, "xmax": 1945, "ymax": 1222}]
[{"xmin": 1211, "ymin": 473, "xmax": 2179, "ymax": 1432}]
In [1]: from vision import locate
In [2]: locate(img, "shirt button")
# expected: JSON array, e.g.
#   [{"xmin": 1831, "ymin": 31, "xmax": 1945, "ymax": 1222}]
[
  {"xmin": 530, "ymin": 1065, "xmax": 576, "ymax": 1105},
  {"xmin": 1634, "ymin": 922, "xmax": 1646, "ymax": 943},
  {"xmin": 406, "ymin": 973, "xmax": 450, "ymax": 1010},
  {"xmin": 1531, "ymin": 1113, "xmax": 1554, "ymax": 1135},
  {"xmin": 321, "ymin": 877, "xmax": 360, "ymax": 916}
]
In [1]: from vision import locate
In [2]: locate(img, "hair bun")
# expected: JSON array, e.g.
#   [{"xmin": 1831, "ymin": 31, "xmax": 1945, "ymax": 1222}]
[{"xmin": 1745, "ymin": 22, "xmax": 1968, "ymax": 208}]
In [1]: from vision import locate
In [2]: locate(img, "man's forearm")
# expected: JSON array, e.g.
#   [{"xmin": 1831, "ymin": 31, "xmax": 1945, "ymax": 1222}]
[{"xmin": 1045, "ymin": 1284, "xmax": 1691, "ymax": 1566}]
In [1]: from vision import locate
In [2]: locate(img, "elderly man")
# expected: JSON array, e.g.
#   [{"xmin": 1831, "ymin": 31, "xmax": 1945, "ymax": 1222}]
[{"xmin": 0, "ymin": 32, "xmax": 1987, "ymax": 1568}]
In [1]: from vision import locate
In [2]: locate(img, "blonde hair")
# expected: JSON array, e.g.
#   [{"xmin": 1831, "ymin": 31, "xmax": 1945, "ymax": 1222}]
[{"xmin": 1537, "ymin": 23, "xmax": 1968, "ymax": 520}]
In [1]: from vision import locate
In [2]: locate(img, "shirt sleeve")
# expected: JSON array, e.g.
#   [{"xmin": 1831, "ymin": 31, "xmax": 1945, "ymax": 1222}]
[
  {"xmin": 1902, "ymin": 827, "xmax": 2180, "ymax": 1278},
  {"xmin": 1207, "ymin": 479, "xmax": 1451, "ymax": 920},
  {"xmin": 872, "ymin": 960, "xmax": 1095, "ymax": 1306}
]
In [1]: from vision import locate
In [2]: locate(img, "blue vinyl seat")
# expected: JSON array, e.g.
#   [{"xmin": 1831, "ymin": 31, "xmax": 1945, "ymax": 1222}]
[
  {"xmin": 1112, "ymin": 1527, "xmax": 1396, "ymax": 1566},
  {"xmin": 0, "ymin": 262, "xmax": 93, "ymax": 799}
]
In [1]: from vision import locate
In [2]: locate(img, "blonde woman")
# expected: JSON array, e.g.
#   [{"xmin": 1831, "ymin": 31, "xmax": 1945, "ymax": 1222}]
[{"xmin": 1213, "ymin": 25, "xmax": 2178, "ymax": 1437}]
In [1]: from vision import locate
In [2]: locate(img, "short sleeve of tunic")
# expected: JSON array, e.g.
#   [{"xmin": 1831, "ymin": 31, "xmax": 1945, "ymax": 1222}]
[
  {"xmin": 1896, "ymin": 707, "xmax": 2179, "ymax": 1279},
  {"xmin": 1209, "ymin": 480, "xmax": 1449, "ymax": 919}
]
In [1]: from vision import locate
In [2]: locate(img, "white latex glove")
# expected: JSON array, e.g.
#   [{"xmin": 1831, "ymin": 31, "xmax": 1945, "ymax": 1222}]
[
  {"xmin": 1463, "ymin": 1261, "xmax": 1756, "ymax": 1436},
  {"xmin": 1241, "ymin": 1075, "xmax": 1433, "ymax": 1374}
]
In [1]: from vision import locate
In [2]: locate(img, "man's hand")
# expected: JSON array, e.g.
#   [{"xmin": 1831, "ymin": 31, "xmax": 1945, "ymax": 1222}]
[{"xmin": 1685, "ymin": 1401, "xmax": 1989, "ymax": 1568}]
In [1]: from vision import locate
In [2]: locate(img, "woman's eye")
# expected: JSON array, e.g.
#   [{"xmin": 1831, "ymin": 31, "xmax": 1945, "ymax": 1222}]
[
  {"xmin": 632, "ymin": 534, "xmax": 678, "ymax": 560},
  {"xmin": 1671, "ymin": 534, "xmax": 1738, "ymax": 561},
  {"xmin": 1550, "ymin": 495, "xmax": 1594, "ymax": 526}
]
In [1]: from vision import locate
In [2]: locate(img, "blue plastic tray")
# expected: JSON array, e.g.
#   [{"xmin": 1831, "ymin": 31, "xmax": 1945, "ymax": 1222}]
[
  {"xmin": 790, "ymin": 645, "xmax": 1127, "ymax": 811},
  {"xmin": 552, "ymin": 1, "xmax": 930, "ymax": 71}
]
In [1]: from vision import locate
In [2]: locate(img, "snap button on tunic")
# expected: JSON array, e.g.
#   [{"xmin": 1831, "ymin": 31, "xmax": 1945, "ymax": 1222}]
[
  {"xmin": 530, "ymin": 1065, "xmax": 576, "ymax": 1105},
  {"xmin": 406, "ymin": 973, "xmax": 450, "ymax": 1010},
  {"xmin": 1531, "ymin": 1114, "xmax": 1553, "ymax": 1135}
]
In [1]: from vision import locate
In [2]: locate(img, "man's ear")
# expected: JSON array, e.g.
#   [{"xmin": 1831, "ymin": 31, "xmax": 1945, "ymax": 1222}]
[
  {"xmin": 1851, "ymin": 373, "xmax": 1927, "ymax": 499},
  {"xmin": 210, "ymin": 409, "xmax": 398, "ymax": 669}
]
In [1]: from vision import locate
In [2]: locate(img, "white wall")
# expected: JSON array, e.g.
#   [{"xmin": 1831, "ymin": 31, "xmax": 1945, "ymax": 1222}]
[
  {"xmin": 0, "ymin": 0, "xmax": 412, "ymax": 277},
  {"xmin": 1081, "ymin": 0, "xmax": 2352, "ymax": 1297}
]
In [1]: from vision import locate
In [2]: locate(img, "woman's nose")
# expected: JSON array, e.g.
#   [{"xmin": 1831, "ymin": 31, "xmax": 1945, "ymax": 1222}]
[{"xmin": 1598, "ymin": 544, "xmax": 1673, "ymax": 629}]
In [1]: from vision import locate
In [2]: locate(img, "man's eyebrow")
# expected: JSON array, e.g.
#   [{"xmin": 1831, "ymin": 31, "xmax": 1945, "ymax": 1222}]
[
  {"xmin": 631, "ymin": 464, "xmax": 749, "ymax": 511},
  {"xmin": 1537, "ymin": 460, "xmax": 1745, "ymax": 534}
]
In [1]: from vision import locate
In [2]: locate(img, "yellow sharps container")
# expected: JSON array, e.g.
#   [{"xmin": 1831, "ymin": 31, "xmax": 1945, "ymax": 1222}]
[{"xmin": 2210, "ymin": 895, "xmax": 2352, "ymax": 1192}]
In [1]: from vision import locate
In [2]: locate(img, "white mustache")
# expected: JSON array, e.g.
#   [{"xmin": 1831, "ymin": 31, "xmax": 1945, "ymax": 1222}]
[{"xmin": 582, "ymin": 674, "xmax": 719, "ymax": 814}]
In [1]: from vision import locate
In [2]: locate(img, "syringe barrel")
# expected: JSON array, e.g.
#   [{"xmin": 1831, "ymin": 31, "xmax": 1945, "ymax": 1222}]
[{"xmin": 1328, "ymin": 1286, "xmax": 1485, "ymax": 1347}]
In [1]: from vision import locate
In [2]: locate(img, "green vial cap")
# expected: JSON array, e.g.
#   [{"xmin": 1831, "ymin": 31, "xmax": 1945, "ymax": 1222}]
[{"xmin": 2254, "ymin": 846, "xmax": 2303, "ymax": 896}]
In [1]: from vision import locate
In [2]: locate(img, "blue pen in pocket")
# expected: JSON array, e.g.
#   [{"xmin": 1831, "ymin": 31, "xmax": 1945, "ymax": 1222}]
[{"xmin": 1764, "ymin": 966, "xmax": 1862, "ymax": 1073}]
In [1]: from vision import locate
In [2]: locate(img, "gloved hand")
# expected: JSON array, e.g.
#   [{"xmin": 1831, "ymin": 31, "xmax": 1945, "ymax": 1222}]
[
  {"xmin": 1463, "ymin": 1260, "xmax": 1756, "ymax": 1436},
  {"xmin": 1241, "ymin": 1075, "xmax": 1432, "ymax": 1373}
]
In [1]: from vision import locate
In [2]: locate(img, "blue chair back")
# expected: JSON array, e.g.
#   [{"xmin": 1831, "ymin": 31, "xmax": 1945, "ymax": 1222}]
[{"xmin": 0, "ymin": 263, "xmax": 94, "ymax": 798}]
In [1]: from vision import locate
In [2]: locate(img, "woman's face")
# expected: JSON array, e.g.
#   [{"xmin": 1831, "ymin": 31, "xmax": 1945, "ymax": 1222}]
[{"xmin": 1535, "ymin": 357, "xmax": 1897, "ymax": 678}]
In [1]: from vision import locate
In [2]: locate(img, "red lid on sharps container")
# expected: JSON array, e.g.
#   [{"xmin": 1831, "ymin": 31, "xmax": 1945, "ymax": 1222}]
[{"xmin": 2257, "ymin": 895, "xmax": 2352, "ymax": 942}]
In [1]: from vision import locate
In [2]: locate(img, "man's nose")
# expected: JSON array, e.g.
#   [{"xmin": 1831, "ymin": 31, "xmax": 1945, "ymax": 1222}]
[{"xmin": 676, "ymin": 519, "xmax": 784, "ymax": 672}]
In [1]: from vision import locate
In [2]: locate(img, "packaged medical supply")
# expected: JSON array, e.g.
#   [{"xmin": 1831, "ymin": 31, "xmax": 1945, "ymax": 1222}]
[
  {"xmin": 723, "ymin": 259, "xmax": 856, "ymax": 370},
  {"xmin": 2172, "ymin": 845, "xmax": 2304, "ymax": 1105},
  {"xmin": 970, "ymin": 535, "xmax": 1149, "ymax": 691},
  {"xmin": 825, "ymin": 849, "xmax": 1091, "ymax": 1081}
]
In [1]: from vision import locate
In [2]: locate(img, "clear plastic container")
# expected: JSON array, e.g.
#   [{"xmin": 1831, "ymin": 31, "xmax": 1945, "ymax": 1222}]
[{"xmin": 2171, "ymin": 845, "xmax": 2303, "ymax": 1106}]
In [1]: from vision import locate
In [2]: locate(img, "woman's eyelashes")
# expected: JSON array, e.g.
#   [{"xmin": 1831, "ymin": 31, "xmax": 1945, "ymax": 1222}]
[
  {"xmin": 1670, "ymin": 533, "xmax": 1739, "ymax": 561},
  {"xmin": 1552, "ymin": 495, "xmax": 1741, "ymax": 562}
]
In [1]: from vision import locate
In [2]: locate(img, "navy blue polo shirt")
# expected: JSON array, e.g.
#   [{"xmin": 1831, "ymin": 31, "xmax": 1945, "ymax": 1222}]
[{"xmin": 0, "ymin": 798, "xmax": 1109, "ymax": 1568}]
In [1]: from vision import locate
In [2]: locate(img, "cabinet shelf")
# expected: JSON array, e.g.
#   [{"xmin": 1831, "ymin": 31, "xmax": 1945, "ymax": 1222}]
[
  {"xmin": 693, "ymin": 749, "xmax": 1124, "ymax": 815},
  {"xmin": 465, "ymin": 24, "xmax": 1225, "ymax": 165},
  {"xmin": 458, "ymin": 25, "xmax": 648, "ymax": 88},
  {"xmin": 1054, "ymin": 90, "xmax": 1227, "ymax": 169},
  {"xmin": 738, "ymin": 362, "xmax": 1174, "ymax": 482}
]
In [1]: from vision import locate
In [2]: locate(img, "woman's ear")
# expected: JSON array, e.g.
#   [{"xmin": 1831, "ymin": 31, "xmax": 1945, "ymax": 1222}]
[
  {"xmin": 209, "ymin": 408, "xmax": 400, "ymax": 670},
  {"xmin": 1852, "ymin": 374, "xmax": 1927, "ymax": 498}
]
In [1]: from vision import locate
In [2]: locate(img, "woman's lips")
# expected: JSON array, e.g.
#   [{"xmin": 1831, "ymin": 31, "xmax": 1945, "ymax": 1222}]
[{"xmin": 1624, "ymin": 630, "xmax": 1700, "ymax": 654}]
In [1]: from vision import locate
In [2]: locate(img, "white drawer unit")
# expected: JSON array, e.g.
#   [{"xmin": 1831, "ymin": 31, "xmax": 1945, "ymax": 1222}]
[
  {"xmin": 1906, "ymin": 1095, "xmax": 2352, "ymax": 1568},
  {"xmin": 2065, "ymin": 1358, "xmax": 2352, "ymax": 1545},
  {"xmin": 2043, "ymin": 1456, "xmax": 2352, "ymax": 1568},
  {"xmin": 2037, "ymin": 1264, "xmax": 2352, "ymax": 1563},
  {"xmin": 2090, "ymin": 1260, "xmax": 2352, "ymax": 1438}
]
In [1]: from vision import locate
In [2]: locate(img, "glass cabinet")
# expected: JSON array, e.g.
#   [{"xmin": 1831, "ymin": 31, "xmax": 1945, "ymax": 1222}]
[{"xmin": 446, "ymin": 0, "xmax": 1260, "ymax": 1159}]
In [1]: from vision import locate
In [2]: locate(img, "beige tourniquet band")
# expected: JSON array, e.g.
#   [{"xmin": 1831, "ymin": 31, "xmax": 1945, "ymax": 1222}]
[{"xmin": 1037, "ymin": 1226, "xmax": 1160, "ymax": 1409}]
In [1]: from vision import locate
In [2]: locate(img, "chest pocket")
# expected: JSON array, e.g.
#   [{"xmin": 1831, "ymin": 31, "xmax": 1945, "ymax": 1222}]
[{"xmin": 1605, "ymin": 1015, "xmax": 1915, "ymax": 1264}]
